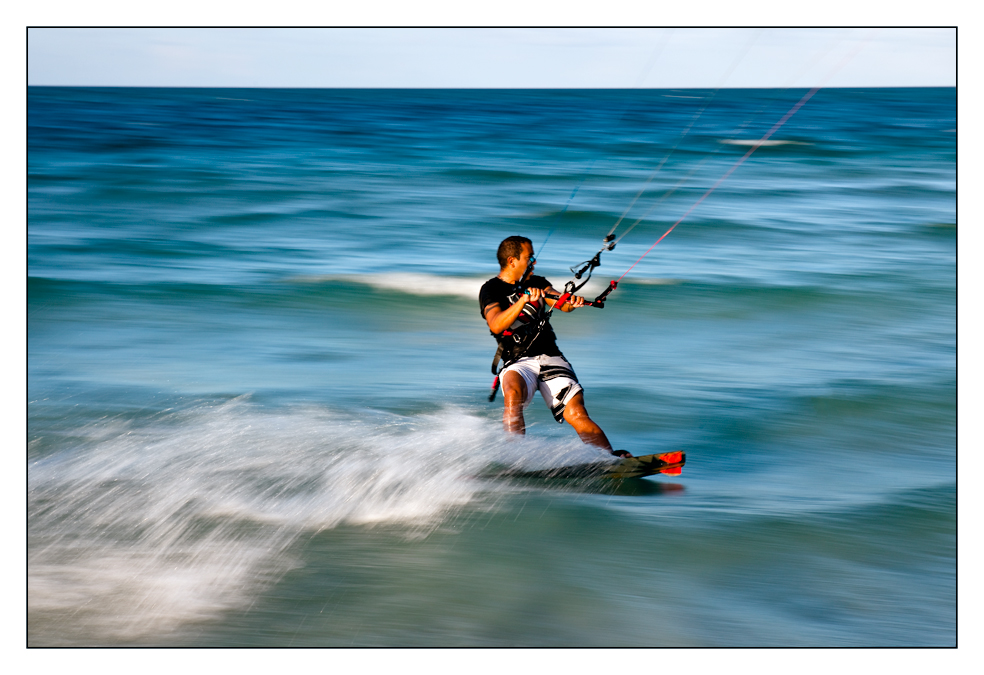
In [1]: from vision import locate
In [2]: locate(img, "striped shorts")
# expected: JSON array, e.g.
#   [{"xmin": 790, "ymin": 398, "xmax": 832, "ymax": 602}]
[{"xmin": 502, "ymin": 355, "xmax": 583, "ymax": 422}]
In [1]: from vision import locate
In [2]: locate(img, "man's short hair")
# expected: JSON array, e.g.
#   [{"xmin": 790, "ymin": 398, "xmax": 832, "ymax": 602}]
[{"xmin": 497, "ymin": 236, "xmax": 533, "ymax": 269}]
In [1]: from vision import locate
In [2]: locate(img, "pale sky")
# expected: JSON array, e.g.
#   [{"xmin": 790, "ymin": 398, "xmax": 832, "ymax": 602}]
[{"xmin": 28, "ymin": 27, "xmax": 955, "ymax": 89}]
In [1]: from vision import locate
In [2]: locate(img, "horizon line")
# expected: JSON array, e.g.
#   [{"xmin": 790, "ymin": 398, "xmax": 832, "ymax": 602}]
[{"xmin": 27, "ymin": 84, "xmax": 956, "ymax": 89}]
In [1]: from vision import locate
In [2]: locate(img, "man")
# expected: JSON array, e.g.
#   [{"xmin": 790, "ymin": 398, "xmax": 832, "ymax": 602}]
[{"xmin": 479, "ymin": 236, "xmax": 630, "ymax": 458}]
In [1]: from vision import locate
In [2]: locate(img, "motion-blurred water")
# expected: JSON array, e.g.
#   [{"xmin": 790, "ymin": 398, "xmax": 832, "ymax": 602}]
[{"xmin": 28, "ymin": 87, "xmax": 955, "ymax": 646}]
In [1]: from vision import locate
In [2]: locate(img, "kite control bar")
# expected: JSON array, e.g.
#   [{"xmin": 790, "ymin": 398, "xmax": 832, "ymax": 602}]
[
  {"xmin": 591, "ymin": 279, "xmax": 619, "ymax": 307},
  {"xmin": 541, "ymin": 280, "xmax": 618, "ymax": 309}
]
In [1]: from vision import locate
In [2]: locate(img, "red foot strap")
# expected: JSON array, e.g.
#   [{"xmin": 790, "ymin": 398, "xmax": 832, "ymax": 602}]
[{"xmin": 657, "ymin": 451, "xmax": 685, "ymax": 475}]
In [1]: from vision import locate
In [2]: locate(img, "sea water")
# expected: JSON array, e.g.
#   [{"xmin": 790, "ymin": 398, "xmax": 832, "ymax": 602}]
[{"xmin": 27, "ymin": 87, "xmax": 955, "ymax": 647}]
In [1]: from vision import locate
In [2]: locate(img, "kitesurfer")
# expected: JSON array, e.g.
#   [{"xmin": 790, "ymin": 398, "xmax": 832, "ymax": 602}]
[{"xmin": 479, "ymin": 236, "xmax": 630, "ymax": 457}]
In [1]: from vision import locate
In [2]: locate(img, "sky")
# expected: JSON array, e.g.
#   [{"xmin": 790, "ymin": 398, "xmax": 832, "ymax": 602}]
[{"xmin": 27, "ymin": 27, "xmax": 956, "ymax": 89}]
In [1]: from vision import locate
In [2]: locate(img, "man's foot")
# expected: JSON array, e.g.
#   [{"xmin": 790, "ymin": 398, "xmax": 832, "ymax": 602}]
[{"xmin": 612, "ymin": 449, "xmax": 633, "ymax": 458}]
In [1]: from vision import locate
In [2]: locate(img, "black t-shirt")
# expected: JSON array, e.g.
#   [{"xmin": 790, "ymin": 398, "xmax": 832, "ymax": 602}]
[{"xmin": 478, "ymin": 274, "xmax": 562, "ymax": 359}]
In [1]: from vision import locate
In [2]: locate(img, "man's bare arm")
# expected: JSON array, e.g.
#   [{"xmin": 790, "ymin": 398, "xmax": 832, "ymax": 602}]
[{"xmin": 483, "ymin": 287, "xmax": 546, "ymax": 333}]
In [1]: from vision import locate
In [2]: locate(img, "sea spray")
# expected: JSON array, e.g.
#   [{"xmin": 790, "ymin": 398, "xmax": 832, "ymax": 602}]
[{"xmin": 27, "ymin": 397, "xmax": 610, "ymax": 644}]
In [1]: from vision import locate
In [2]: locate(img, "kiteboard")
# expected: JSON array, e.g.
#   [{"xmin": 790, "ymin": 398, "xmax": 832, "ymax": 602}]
[{"xmin": 484, "ymin": 451, "xmax": 685, "ymax": 480}]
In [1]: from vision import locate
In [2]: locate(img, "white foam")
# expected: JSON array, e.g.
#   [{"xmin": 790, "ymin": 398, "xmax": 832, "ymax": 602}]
[
  {"xmin": 28, "ymin": 398, "xmax": 603, "ymax": 644},
  {"xmin": 289, "ymin": 273, "xmax": 687, "ymax": 300},
  {"xmin": 719, "ymin": 139, "xmax": 809, "ymax": 147},
  {"xmin": 290, "ymin": 272, "xmax": 485, "ymax": 300}
]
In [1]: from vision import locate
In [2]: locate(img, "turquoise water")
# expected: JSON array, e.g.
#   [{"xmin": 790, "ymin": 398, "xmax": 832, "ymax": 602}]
[{"xmin": 28, "ymin": 87, "xmax": 955, "ymax": 647}]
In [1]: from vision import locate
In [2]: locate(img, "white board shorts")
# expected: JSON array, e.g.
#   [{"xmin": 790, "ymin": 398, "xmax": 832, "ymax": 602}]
[{"xmin": 502, "ymin": 355, "xmax": 583, "ymax": 423}]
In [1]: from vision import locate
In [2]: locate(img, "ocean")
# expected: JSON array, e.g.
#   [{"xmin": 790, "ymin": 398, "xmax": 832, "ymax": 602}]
[{"xmin": 27, "ymin": 86, "xmax": 955, "ymax": 647}]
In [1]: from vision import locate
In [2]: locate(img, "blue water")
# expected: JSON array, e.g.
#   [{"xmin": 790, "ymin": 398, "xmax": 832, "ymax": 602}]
[{"xmin": 27, "ymin": 87, "xmax": 955, "ymax": 647}]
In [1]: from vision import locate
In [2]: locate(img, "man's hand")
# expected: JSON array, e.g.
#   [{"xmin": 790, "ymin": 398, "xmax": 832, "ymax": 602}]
[{"xmin": 539, "ymin": 287, "xmax": 583, "ymax": 312}]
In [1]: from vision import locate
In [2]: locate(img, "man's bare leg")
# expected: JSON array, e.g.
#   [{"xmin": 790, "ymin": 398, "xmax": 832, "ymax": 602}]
[
  {"xmin": 562, "ymin": 392, "xmax": 629, "ymax": 456},
  {"xmin": 501, "ymin": 370, "xmax": 528, "ymax": 435}
]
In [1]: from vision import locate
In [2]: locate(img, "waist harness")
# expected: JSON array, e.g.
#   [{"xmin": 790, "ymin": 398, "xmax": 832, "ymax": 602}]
[{"xmin": 487, "ymin": 293, "xmax": 549, "ymax": 402}]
